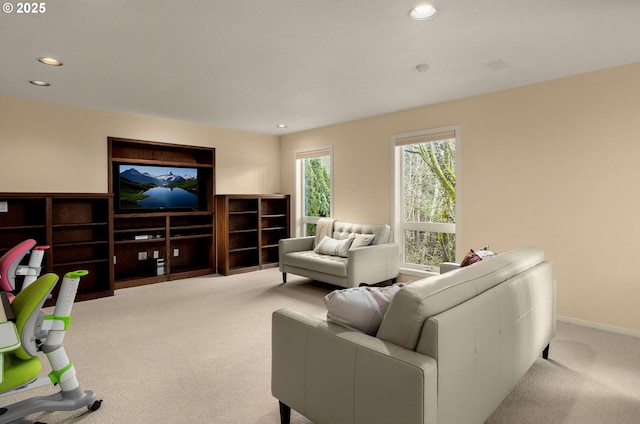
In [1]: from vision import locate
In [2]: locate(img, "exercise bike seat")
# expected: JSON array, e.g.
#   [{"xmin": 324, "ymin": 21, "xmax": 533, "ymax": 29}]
[{"xmin": 0, "ymin": 273, "xmax": 57, "ymax": 394}]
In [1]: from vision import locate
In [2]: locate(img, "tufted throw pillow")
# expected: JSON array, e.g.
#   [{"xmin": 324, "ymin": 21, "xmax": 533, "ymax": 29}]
[
  {"xmin": 314, "ymin": 236, "xmax": 354, "ymax": 258},
  {"xmin": 324, "ymin": 284, "xmax": 403, "ymax": 335},
  {"xmin": 349, "ymin": 233, "xmax": 376, "ymax": 249}
]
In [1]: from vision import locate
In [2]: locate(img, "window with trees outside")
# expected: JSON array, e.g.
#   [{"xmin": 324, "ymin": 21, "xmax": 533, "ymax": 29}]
[
  {"xmin": 295, "ymin": 146, "xmax": 333, "ymax": 237},
  {"xmin": 393, "ymin": 127, "xmax": 457, "ymax": 273}
]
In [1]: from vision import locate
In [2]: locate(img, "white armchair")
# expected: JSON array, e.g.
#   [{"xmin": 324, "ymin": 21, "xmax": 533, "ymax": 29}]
[{"xmin": 279, "ymin": 220, "xmax": 400, "ymax": 288}]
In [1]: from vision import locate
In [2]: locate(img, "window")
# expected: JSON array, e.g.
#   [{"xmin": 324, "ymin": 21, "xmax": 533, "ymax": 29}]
[
  {"xmin": 393, "ymin": 127, "xmax": 457, "ymax": 272},
  {"xmin": 295, "ymin": 146, "xmax": 333, "ymax": 237}
]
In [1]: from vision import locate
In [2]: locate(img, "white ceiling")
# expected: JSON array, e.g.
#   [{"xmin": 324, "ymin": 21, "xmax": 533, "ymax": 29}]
[{"xmin": 2, "ymin": 0, "xmax": 640, "ymax": 135}]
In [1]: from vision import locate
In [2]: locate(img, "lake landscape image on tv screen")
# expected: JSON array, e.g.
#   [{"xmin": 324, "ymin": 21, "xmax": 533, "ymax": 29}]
[{"xmin": 119, "ymin": 165, "xmax": 198, "ymax": 209}]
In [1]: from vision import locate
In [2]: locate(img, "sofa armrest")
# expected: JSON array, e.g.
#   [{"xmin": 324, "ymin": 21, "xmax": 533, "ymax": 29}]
[
  {"xmin": 347, "ymin": 242, "xmax": 400, "ymax": 286},
  {"xmin": 439, "ymin": 262, "xmax": 460, "ymax": 274},
  {"xmin": 272, "ymin": 308, "xmax": 437, "ymax": 424},
  {"xmin": 279, "ymin": 236, "xmax": 314, "ymax": 261}
]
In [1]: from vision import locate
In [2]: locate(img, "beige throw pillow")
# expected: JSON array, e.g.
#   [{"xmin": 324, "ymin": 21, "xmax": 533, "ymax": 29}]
[
  {"xmin": 314, "ymin": 236, "xmax": 354, "ymax": 257},
  {"xmin": 349, "ymin": 233, "xmax": 376, "ymax": 248}
]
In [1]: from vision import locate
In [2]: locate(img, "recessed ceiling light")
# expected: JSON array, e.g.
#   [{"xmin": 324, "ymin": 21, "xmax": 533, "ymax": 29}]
[
  {"xmin": 37, "ymin": 57, "xmax": 63, "ymax": 66},
  {"xmin": 409, "ymin": 4, "xmax": 437, "ymax": 20},
  {"xmin": 29, "ymin": 80, "xmax": 50, "ymax": 86},
  {"xmin": 276, "ymin": 124, "xmax": 288, "ymax": 129}
]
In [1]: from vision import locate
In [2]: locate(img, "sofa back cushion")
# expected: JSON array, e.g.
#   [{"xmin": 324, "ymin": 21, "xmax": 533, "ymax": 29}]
[
  {"xmin": 376, "ymin": 246, "xmax": 545, "ymax": 350},
  {"xmin": 332, "ymin": 221, "xmax": 391, "ymax": 245}
]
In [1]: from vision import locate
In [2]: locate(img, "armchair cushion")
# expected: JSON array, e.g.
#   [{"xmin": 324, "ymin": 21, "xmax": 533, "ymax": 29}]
[
  {"xmin": 284, "ymin": 250, "xmax": 348, "ymax": 277},
  {"xmin": 333, "ymin": 222, "xmax": 390, "ymax": 245}
]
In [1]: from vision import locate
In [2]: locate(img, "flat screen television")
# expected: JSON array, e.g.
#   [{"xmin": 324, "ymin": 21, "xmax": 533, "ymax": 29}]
[{"xmin": 115, "ymin": 163, "xmax": 200, "ymax": 212}]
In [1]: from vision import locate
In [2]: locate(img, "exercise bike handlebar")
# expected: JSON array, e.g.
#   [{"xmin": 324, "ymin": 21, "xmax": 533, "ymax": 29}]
[
  {"xmin": 43, "ymin": 270, "xmax": 88, "ymax": 349},
  {"xmin": 53, "ymin": 270, "xmax": 88, "ymax": 317}
]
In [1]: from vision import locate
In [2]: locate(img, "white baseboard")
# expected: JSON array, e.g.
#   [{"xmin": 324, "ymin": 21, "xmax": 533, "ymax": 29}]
[{"xmin": 557, "ymin": 315, "xmax": 640, "ymax": 338}]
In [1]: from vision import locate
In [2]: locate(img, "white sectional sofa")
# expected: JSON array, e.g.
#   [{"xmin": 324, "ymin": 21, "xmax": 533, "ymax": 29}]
[
  {"xmin": 272, "ymin": 246, "xmax": 557, "ymax": 424},
  {"xmin": 278, "ymin": 220, "xmax": 400, "ymax": 288}
]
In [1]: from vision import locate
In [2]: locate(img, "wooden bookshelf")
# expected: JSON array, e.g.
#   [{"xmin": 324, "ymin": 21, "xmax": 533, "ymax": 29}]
[
  {"xmin": 216, "ymin": 194, "xmax": 290, "ymax": 275},
  {"xmin": 0, "ymin": 193, "xmax": 113, "ymax": 302}
]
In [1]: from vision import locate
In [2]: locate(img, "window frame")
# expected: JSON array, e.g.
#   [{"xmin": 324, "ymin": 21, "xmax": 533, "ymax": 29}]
[
  {"xmin": 392, "ymin": 126, "xmax": 460, "ymax": 275},
  {"xmin": 294, "ymin": 145, "xmax": 334, "ymax": 237}
]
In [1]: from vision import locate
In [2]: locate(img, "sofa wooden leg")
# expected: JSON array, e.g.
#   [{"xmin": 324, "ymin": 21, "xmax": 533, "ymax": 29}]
[
  {"xmin": 542, "ymin": 343, "xmax": 550, "ymax": 359},
  {"xmin": 279, "ymin": 401, "xmax": 291, "ymax": 424},
  {"xmin": 282, "ymin": 273, "xmax": 287, "ymax": 284}
]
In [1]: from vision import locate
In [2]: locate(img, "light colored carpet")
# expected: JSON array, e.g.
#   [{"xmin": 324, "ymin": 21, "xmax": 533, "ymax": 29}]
[
  {"xmin": 485, "ymin": 320, "xmax": 640, "ymax": 424},
  {"xmin": 1, "ymin": 268, "xmax": 639, "ymax": 424}
]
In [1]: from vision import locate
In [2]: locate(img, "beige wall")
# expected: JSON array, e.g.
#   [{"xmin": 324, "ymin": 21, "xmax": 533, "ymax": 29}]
[
  {"xmin": 2, "ymin": 63, "xmax": 638, "ymax": 333},
  {"xmin": 0, "ymin": 95, "xmax": 281, "ymax": 194},
  {"xmin": 281, "ymin": 62, "xmax": 640, "ymax": 333}
]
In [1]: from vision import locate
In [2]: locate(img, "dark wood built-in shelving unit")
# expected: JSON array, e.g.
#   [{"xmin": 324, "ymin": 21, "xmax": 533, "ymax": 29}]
[
  {"xmin": 109, "ymin": 137, "xmax": 216, "ymax": 289},
  {"xmin": 1, "ymin": 139, "xmax": 289, "ymax": 301},
  {"xmin": 0, "ymin": 193, "xmax": 113, "ymax": 302},
  {"xmin": 216, "ymin": 194, "xmax": 290, "ymax": 275}
]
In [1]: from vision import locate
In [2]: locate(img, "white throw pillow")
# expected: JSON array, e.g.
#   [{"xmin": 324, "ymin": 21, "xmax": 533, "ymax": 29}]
[
  {"xmin": 476, "ymin": 248, "xmax": 496, "ymax": 259},
  {"xmin": 314, "ymin": 236, "xmax": 354, "ymax": 257},
  {"xmin": 324, "ymin": 284, "xmax": 402, "ymax": 335}
]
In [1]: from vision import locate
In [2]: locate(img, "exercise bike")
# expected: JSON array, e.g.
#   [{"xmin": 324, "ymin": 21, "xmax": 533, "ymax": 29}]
[{"xmin": 0, "ymin": 270, "xmax": 102, "ymax": 424}]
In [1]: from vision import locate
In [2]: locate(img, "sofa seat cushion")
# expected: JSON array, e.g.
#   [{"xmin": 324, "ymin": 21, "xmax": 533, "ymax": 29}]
[{"xmin": 283, "ymin": 251, "xmax": 348, "ymax": 277}]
